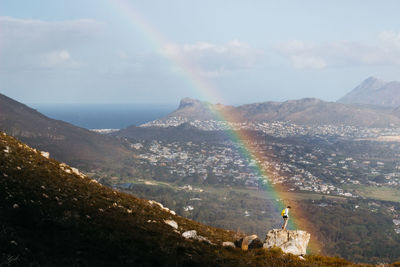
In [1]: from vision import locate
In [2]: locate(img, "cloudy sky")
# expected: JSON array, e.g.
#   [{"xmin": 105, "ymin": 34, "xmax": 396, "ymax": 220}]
[{"xmin": 1, "ymin": 0, "xmax": 400, "ymax": 105}]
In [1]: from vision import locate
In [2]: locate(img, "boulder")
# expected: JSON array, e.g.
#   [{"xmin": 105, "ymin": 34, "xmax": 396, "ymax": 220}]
[
  {"xmin": 248, "ymin": 238, "xmax": 263, "ymax": 250},
  {"xmin": 40, "ymin": 151, "xmax": 50, "ymax": 159},
  {"xmin": 222, "ymin": 241, "xmax": 235, "ymax": 248},
  {"xmin": 164, "ymin": 220, "xmax": 178, "ymax": 230},
  {"xmin": 182, "ymin": 230, "xmax": 212, "ymax": 244},
  {"xmin": 263, "ymin": 229, "xmax": 310, "ymax": 256},
  {"xmin": 235, "ymin": 235, "xmax": 263, "ymax": 251},
  {"xmin": 182, "ymin": 230, "xmax": 197, "ymax": 239}
]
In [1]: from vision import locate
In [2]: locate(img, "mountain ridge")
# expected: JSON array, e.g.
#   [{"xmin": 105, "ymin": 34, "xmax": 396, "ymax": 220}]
[
  {"xmin": 0, "ymin": 92, "xmax": 134, "ymax": 171},
  {"xmin": 156, "ymin": 96, "xmax": 400, "ymax": 127}
]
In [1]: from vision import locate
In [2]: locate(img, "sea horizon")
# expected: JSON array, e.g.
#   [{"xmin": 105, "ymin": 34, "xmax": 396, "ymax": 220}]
[{"xmin": 30, "ymin": 103, "xmax": 176, "ymax": 130}]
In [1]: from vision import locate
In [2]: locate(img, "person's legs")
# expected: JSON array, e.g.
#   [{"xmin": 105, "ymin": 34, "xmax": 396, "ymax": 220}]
[{"xmin": 282, "ymin": 217, "xmax": 288, "ymax": 230}]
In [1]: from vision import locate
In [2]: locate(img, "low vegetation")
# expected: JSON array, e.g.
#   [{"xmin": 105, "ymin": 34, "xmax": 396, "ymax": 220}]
[
  {"xmin": 0, "ymin": 132, "xmax": 380, "ymax": 266},
  {"xmin": 118, "ymin": 179, "xmax": 400, "ymax": 264}
]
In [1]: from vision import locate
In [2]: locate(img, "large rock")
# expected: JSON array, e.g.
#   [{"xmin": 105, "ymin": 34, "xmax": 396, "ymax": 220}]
[
  {"xmin": 222, "ymin": 241, "xmax": 235, "ymax": 248},
  {"xmin": 235, "ymin": 235, "xmax": 263, "ymax": 251},
  {"xmin": 263, "ymin": 229, "xmax": 310, "ymax": 256},
  {"xmin": 182, "ymin": 230, "xmax": 212, "ymax": 244},
  {"xmin": 164, "ymin": 220, "xmax": 178, "ymax": 230}
]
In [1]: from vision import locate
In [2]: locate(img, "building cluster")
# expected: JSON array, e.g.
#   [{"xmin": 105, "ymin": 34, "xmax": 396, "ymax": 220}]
[
  {"xmin": 130, "ymin": 137, "xmax": 400, "ymax": 197},
  {"xmin": 142, "ymin": 117, "xmax": 400, "ymax": 139},
  {"xmin": 135, "ymin": 140, "xmax": 260, "ymax": 186},
  {"xmin": 132, "ymin": 117, "xmax": 400, "ymax": 197}
]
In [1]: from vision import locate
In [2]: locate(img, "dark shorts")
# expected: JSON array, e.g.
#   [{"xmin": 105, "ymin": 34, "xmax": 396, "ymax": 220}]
[{"xmin": 283, "ymin": 216, "xmax": 288, "ymax": 219}]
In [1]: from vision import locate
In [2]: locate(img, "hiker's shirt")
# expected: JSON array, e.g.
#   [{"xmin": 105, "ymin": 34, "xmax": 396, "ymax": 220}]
[{"xmin": 283, "ymin": 208, "xmax": 289, "ymax": 218}]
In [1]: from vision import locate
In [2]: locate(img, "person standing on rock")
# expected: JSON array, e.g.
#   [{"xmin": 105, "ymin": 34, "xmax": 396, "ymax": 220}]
[{"xmin": 281, "ymin": 206, "xmax": 291, "ymax": 230}]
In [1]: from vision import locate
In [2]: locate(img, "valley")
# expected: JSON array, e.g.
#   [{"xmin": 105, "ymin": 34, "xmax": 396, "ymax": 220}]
[
  {"xmin": 3, "ymin": 92, "xmax": 400, "ymax": 264},
  {"xmin": 4, "ymin": 1, "xmax": 400, "ymax": 265},
  {"xmin": 107, "ymin": 117, "xmax": 400, "ymax": 263},
  {"xmin": 1, "ymin": 131, "xmax": 372, "ymax": 266}
]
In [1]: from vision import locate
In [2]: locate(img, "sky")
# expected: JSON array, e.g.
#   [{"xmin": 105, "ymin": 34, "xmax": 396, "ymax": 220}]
[{"xmin": 1, "ymin": 0, "xmax": 400, "ymax": 105}]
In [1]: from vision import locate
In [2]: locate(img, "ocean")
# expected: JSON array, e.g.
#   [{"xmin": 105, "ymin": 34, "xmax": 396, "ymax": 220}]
[{"xmin": 30, "ymin": 104, "xmax": 176, "ymax": 129}]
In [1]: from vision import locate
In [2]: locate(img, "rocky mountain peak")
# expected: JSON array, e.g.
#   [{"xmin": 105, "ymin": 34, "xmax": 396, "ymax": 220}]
[
  {"xmin": 358, "ymin": 76, "xmax": 386, "ymax": 91},
  {"xmin": 178, "ymin": 98, "xmax": 202, "ymax": 109},
  {"xmin": 337, "ymin": 76, "xmax": 400, "ymax": 107},
  {"xmin": 163, "ymin": 98, "xmax": 215, "ymax": 121},
  {"xmin": 363, "ymin": 76, "xmax": 380, "ymax": 83}
]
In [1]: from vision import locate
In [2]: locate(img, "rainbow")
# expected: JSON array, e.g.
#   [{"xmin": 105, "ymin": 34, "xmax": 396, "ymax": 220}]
[{"xmin": 107, "ymin": 0, "xmax": 321, "ymax": 253}]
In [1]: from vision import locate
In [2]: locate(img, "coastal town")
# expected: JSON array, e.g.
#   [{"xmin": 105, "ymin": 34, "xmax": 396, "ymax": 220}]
[
  {"xmin": 142, "ymin": 117, "xmax": 400, "ymax": 139},
  {"xmin": 128, "ymin": 120, "xmax": 400, "ymax": 198},
  {"xmin": 117, "ymin": 122, "xmax": 400, "ymax": 237}
]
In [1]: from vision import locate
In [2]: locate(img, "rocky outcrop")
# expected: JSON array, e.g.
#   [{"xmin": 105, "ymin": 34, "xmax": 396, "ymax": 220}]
[
  {"xmin": 263, "ymin": 229, "xmax": 310, "ymax": 256},
  {"xmin": 164, "ymin": 219, "xmax": 178, "ymax": 229},
  {"xmin": 182, "ymin": 230, "xmax": 213, "ymax": 244}
]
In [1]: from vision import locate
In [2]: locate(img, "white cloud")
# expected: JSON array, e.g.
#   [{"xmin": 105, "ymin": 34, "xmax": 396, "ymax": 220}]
[
  {"xmin": 163, "ymin": 40, "xmax": 263, "ymax": 76},
  {"xmin": 277, "ymin": 31, "xmax": 400, "ymax": 69},
  {"xmin": 0, "ymin": 16, "xmax": 102, "ymax": 71},
  {"xmin": 117, "ymin": 51, "xmax": 129, "ymax": 60},
  {"xmin": 40, "ymin": 50, "xmax": 80, "ymax": 69},
  {"xmin": 291, "ymin": 55, "xmax": 326, "ymax": 69},
  {"xmin": 379, "ymin": 31, "xmax": 400, "ymax": 49}
]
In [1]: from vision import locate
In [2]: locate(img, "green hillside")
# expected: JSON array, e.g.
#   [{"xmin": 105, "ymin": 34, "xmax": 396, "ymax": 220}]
[{"xmin": 0, "ymin": 132, "xmax": 373, "ymax": 266}]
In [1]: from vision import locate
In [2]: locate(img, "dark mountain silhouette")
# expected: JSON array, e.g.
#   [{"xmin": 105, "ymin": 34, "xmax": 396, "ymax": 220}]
[
  {"xmin": 338, "ymin": 76, "xmax": 400, "ymax": 107},
  {"xmin": 0, "ymin": 93, "xmax": 133, "ymax": 170}
]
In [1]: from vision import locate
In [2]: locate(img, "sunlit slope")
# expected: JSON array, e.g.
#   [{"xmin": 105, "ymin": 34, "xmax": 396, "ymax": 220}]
[{"xmin": 0, "ymin": 132, "xmax": 370, "ymax": 266}]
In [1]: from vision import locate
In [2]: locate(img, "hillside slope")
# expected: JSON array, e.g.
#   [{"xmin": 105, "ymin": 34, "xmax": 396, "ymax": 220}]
[
  {"xmin": 0, "ymin": 132, "xmax": 368, "ymax": 266},
  {"xmin": 0, "ymin": 93, "xmax": 133, "ymax": 170}
]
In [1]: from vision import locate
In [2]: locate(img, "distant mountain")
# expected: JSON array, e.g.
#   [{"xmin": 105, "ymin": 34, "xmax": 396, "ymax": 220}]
[
  {"xmin": 338, "ymin": 76, "xmax": 400, "ymax": 107},
  {"xmin": 171, "ymin": 98, "xmax": 214, "ymax": 120},
  {"xmin": 236, "ymin": 98, "xmax": 400, "ymax": 127},
  {"xmin": 165, "ymin": 97, "xmax": 236, "ymax": 121},
  {"xmin": 159, "ymin": 97, "xmax": 400, "ymax": 127},
  {"xmin": 0, "ymin": 132, "xmax": 360, "ymax": 266},
  {"xmin": 0, "ymin": 93, "xmax": 133, "ymax": 170}
]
